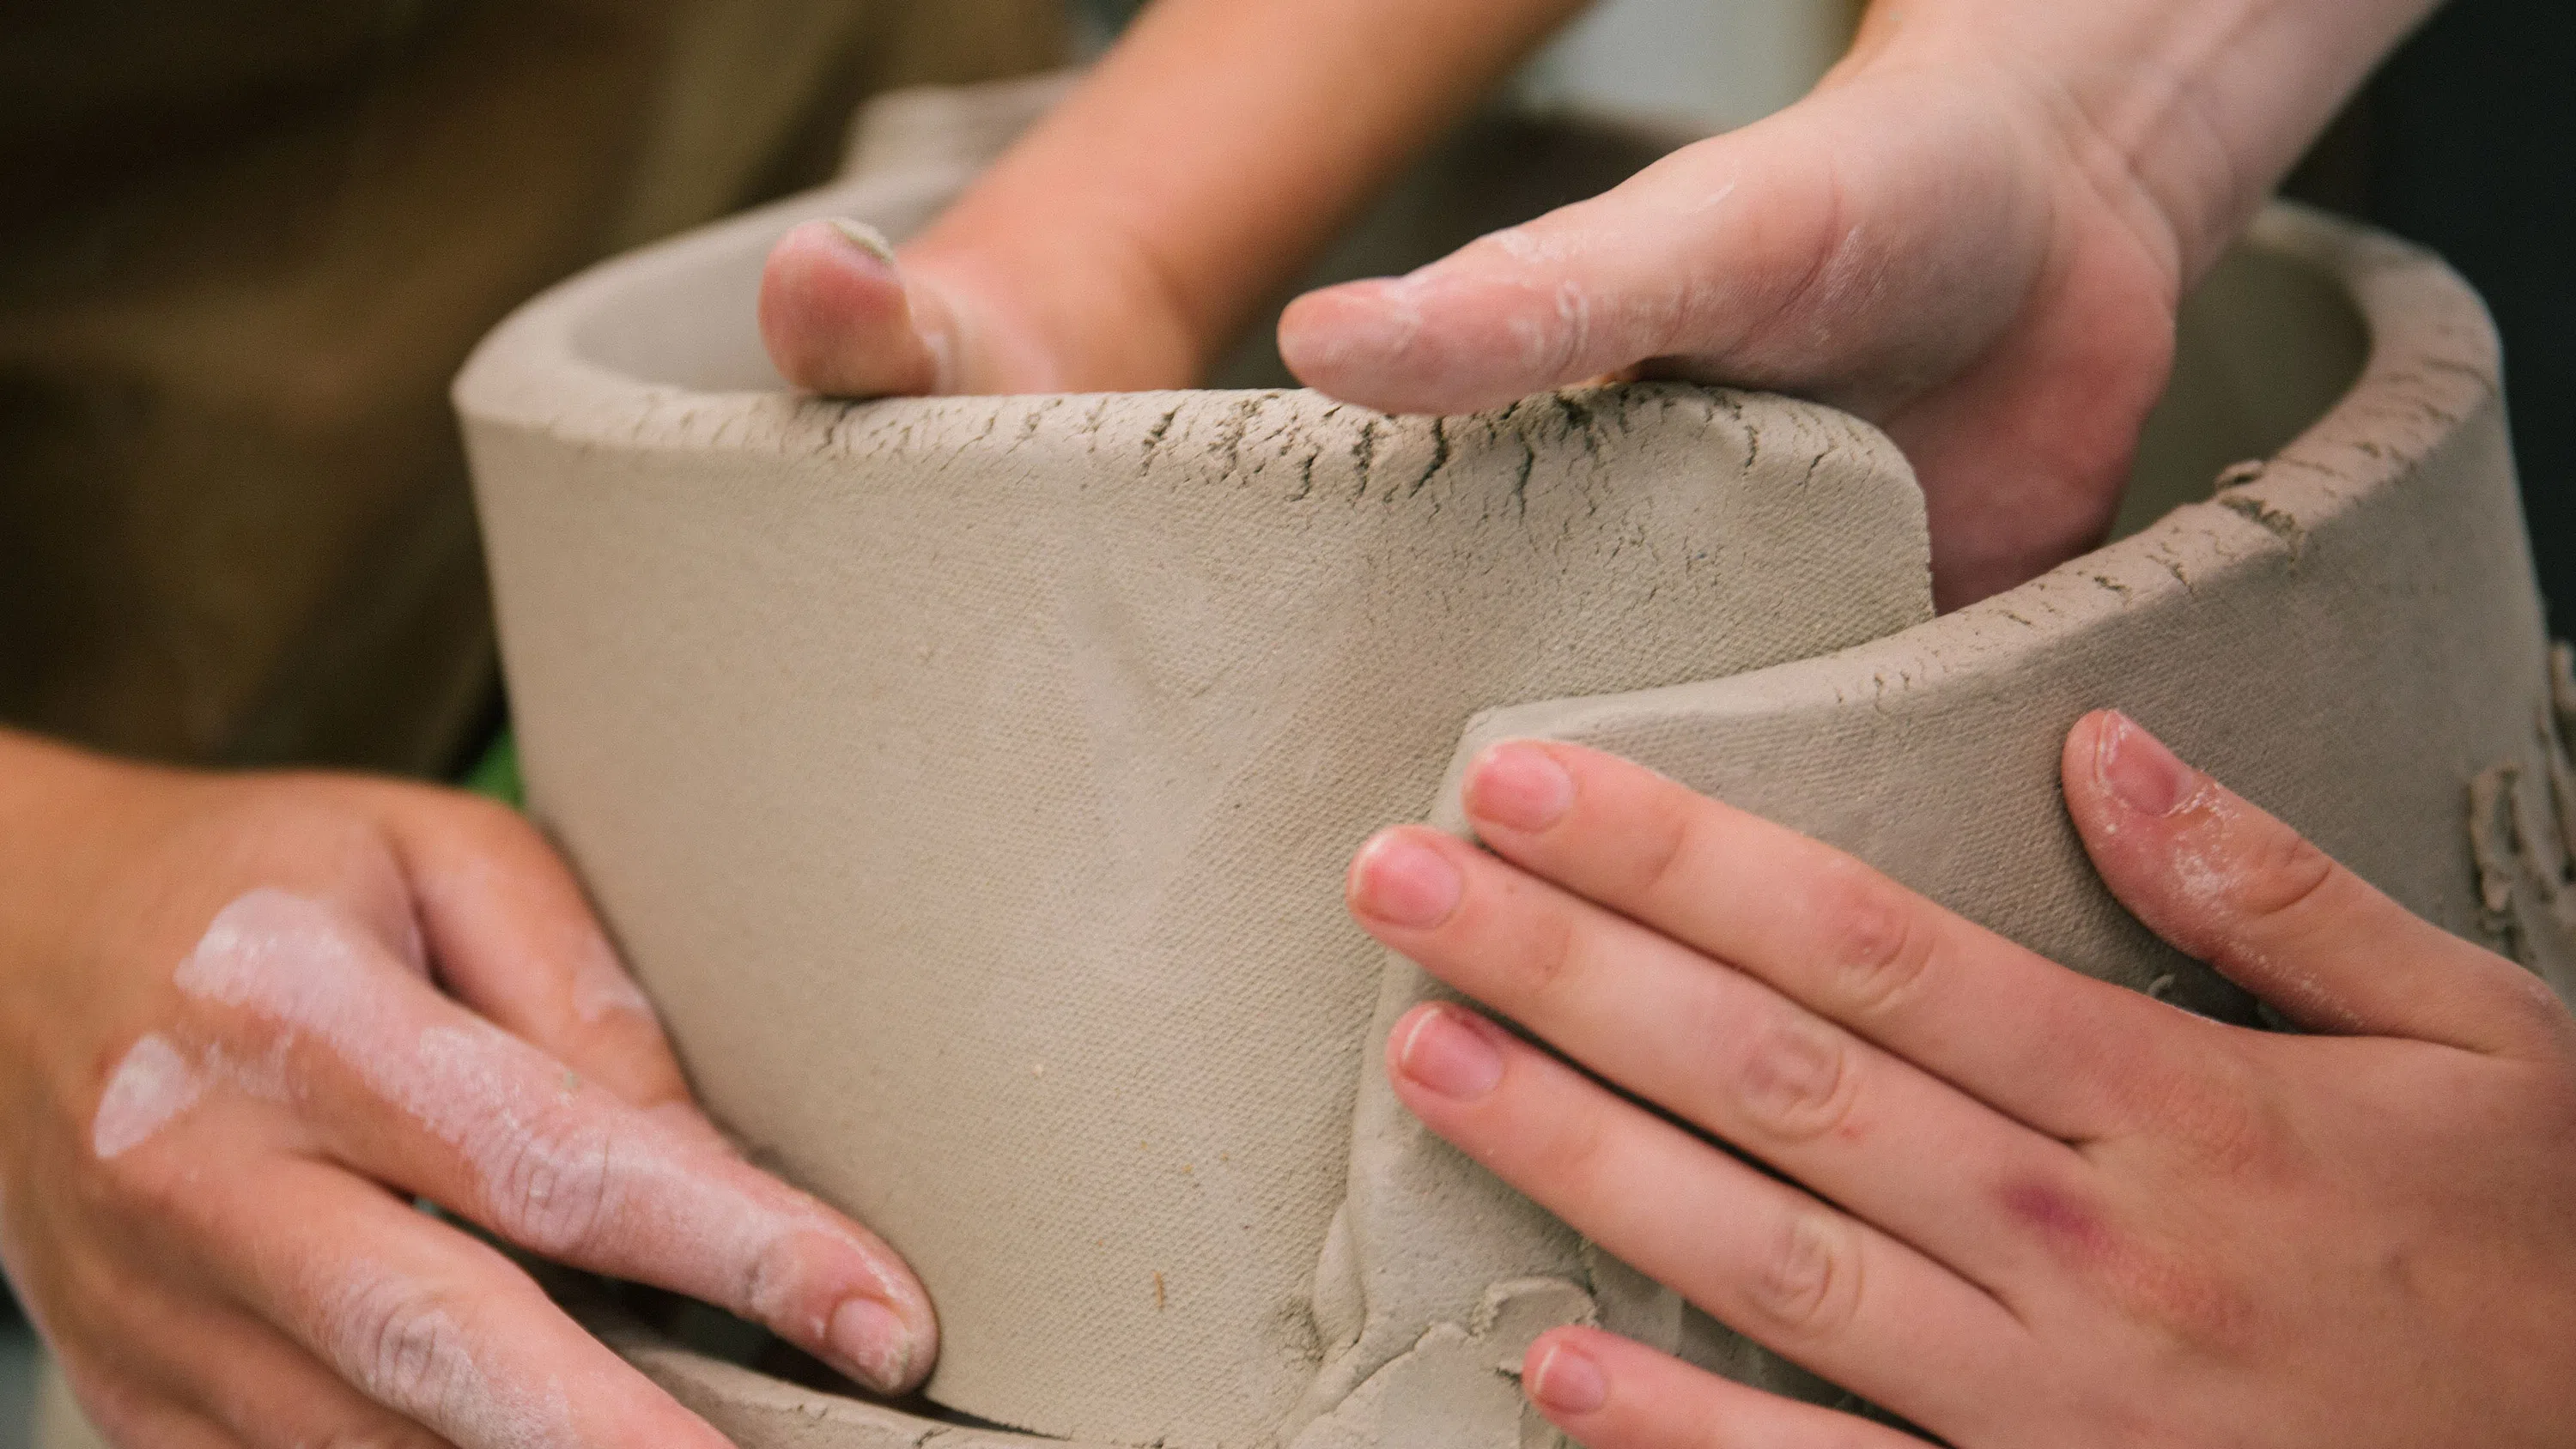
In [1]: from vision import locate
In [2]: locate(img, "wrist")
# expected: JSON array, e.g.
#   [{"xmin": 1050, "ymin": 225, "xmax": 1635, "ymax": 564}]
[{"xmin": 1847, "ymin": 0, "xmax": 2442, "ymax": 283}]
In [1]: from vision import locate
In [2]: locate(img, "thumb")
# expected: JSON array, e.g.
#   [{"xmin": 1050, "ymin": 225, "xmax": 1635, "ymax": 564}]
[
  {"xmin": 2064, "ymin": 711, "xmax": 2569, "ymax": 1057},
  {"xmin": 758, "ymin": 218, "xmax": 953, "ymax": 397},
  {"xmin": 1277, "ymin": 142, "xmax": 1794, "ymax": 415}
]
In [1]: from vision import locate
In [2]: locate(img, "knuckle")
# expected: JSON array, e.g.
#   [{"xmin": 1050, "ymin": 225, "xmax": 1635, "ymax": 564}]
[
  {"xmin": 734, "ymin": 1219, "xmax": 845, "ymax": 1331},
  {"xmin": 1522, "ymin": 1097, "xmax": 1617, "ymax": 1223},
  {"xmin": 2141, "ymin": 1063, "xmax": 2303, "ymax": 1187},
  {"xmin": 429, "ymin": 788, "xmax": 544, "ymax": 855},
  {"xmin": 1735, "ymin": 1009, "xmax": 1857, "ymax": 1143},
  {"xmin": 1512, "ymin": 900, "xmax": 1586, "ymax": 1003},
  {"xmin": 2225, "ymin": 820, "xmax": 2337, "ymax": 924},
  {"xmin": 1629, "ymin": 802, "xmax": 1703, "ymax": 907},
  {"xmin": 738, "ymin": 1235, "xmax": 803, "ymax": 1327},
  {"xmin": 2087, "ymin": 1234, "xmax": 2254, "ymax": 1355},
  {"xmin": 321, "ymin": 1276, "xmax": 476, "ymax": 1420},
  {"xmin": 90, "ymin": 1143, "xmax": 189, "ymax": 1222},
  {"xmin": 1746, "ymin": 1206, "xmax": 1861, "ymax": 1338},
  {"xmin": 199, "ymin": 792, "xmax": 401, "ymax": 887},
  {"xmin": 2501, "ymin": 971, "xmax": 2576, "ymax": 1054},
  {"xmin": 480, "ymin": 1111, "xmax": 619, "ymax": 1258},
  {"xmin": 1811, "ymin": 864, "xmax": 1936, "ymax": 1020}
]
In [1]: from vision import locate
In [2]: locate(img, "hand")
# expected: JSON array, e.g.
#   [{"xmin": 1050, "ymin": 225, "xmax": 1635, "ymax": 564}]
[
  {"xmin": 0, "ymin": 741, "xmax": 934, "ymax": 1449},
  {"xmin": 755, "ymin": 0, "xmax": 2436, "ymax": 607},
  {"xmin": 1344, "ymin": 715, "xmax": 2576, "ymax": 1446},
  {"xmin": 1280, "ymin": 47, "xmax": 2183, "ymax": 609},
  {"xmin": 763, "ymin": 41, "xmax": 2184, "ymax": 605},
  {"xmin": 1280, "ymin": 0, "xmax": 2444, "ymax": 606},
  {"xmin": 756, "ymin": 0, "xmax": 1593, "ymax": 398}
]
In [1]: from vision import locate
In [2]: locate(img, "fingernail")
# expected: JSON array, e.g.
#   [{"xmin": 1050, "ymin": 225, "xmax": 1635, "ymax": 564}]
[
  {"xmin": 1467, "ymin": 743, "xmax": 1574, "ymax": 834},
  {"xmin": 1393, "ymin": 1004, "xmax": 1504, "ymax": 1100},
  {"xmin": 828, "ymin": 1297, "xmax": 916, "ymax": 1394},
  {"xmin": 1350, "ymin": 833, "xmax": 1463, "ymax": 929},
  {"xmin": 2096, "ymin": 712, "xmax": 2197, "ymax": 817},
  {"xmin": 1297, "ymin": 279, "xmax": 1423, "ymax": 364},
  {"xmin": 828, "ymin": 217, "xmax": 899, "ymax": 267},
  {"xmin": 1526, "ymin": 1338, "xmax": 1607, "ymax": 1415}
]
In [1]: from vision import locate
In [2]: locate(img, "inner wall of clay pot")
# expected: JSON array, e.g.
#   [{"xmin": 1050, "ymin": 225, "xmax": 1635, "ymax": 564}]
[{"xmin": 574, "ymin": 109, "xmax": 2368, "ymax": 543}]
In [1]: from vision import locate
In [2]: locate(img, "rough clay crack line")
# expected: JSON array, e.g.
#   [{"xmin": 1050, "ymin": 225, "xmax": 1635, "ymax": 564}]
[
  {"xmin": 1549, "ymin": 392, "xmax": 1601, "ymax": 461},
  {"xmin": 1410, "ymin": 418, "xmax": 1452, "ymax": 498},
  {"xmin": 1217, "ymin": 395, "xmax": 1266, "ymax": 480},
  {"xmin": 2218, "ymin": 494, "xmax": 2307, "ymax": 561},
  {"xmin": 1138, "ymin": 404, "xmax": 1182, "ymax": 467},
  {"xmin": 1710, "ymin": 392, "xmax": 1759, "ymax": 476},
  {"xmin": 1350, "ymin": 417, "xmax": 1381, "ymax": 500},
  {"xmin": 1795, "ymin": 447, "xmax": 1830, "ymax": 492}
]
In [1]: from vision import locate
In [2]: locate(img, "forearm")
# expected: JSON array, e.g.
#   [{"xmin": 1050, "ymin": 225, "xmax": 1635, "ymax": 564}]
[
  {"xmin": 908, "ymin": 0, "xmax": 1594, "ymax": 380},
  {"xmin": 1850, "ymin": 0, "xmax": 2444, "ymax": 282}
]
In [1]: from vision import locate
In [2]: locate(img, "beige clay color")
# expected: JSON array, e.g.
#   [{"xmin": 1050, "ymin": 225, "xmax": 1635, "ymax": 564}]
[
  {"xmin": 488, "ymin": 85, "xmax": 2567, "ymax": 1449},
  {"xmin": 35, "ymin": 76, "xmax": 2576, "ymax": 1449}
]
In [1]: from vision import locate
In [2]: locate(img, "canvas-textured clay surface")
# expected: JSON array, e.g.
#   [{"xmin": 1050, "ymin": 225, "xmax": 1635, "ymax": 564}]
[
  {"xmin": 1297, "ymin": 203, "xmax": 2573, "ymax": 1446},
  {"xmin": 432, "ymin": 73, "xmax": 2570, "ymax": 1449},
  {"xmin": 461, "ymin": 374, "xmax": 1929, "ymax": 1446}
]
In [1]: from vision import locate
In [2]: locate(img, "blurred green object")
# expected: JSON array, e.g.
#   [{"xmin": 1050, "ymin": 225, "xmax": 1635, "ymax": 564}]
[{"xmin": 462, "ymin": 731, "xmax": 525, "ymax": 809}]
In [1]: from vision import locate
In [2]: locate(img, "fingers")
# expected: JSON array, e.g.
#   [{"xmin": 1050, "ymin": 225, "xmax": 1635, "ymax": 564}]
[
  {"xmin": 1522, "ymin": 1327, "xmax": 1933, "ymax": 1449},
  {"xmin": 35, "ymin": 1162, "xmax": 453, "ymax": 1449},
  {"xmin": 173, "ymin": 888, "xmax": 935, "ymax": 1394},
  {"xmin": 1277, "ymin": 139, "xmax": 1803, "ymax": 415},
  {"xmin": 388, "ymin": 791, "xmax": 690, "ymax": 1113},
  {"xmin": 2064, "ymin": 712, "xmax": 2573, "ymax": 1056},
  {"xmin": 193, "ymin": 1156, "xmax": 731, "ymax": 1449},
  {"xmin": 192, "ymin": 1324, "xmax": 457, "ymax": 1449},
  {"xmin": 1277, "ymin": 204, "xmax": 1699, "ymax": 415},
  {"xmin": 58, "ymin": 1391, "xmax": 250, "ymax": 1449},
  {"xmin": 1348, "ymin": 824, "xmax": 2092, "ymax": 1292},
  {"xmin": 146, "ymin": 1294, "xmax": 457, "ymax": 1449},
  {"xmin": 1445, "ymin": 740, "xmax": 2191, "ymax": 1141},
  {"xmin": 757, "ymin": 218, "xmax": 950, "ymax": 397},
  {"xmin": 1278, "ymin": 80, "xmax": 2044, "ymax": 418},
  {"xmin": 100, "ymin": 1249, "xmax": 457, "ymax": 1449},
  {"xmin": 1382, "ymin": 1000, "xmax": 2028, "ymax": 1427}
]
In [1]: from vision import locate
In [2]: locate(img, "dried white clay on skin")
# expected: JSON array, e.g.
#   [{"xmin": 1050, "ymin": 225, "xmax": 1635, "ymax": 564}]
[
  {"xmin": 317, "ymin": 1260, "xmax": 580, "ymax": 1449},
  {"xmin": 93, "ymin": 1030, "xmax": 301, "ymax": 1164},
  {"xmin": 91, "ymin": 1034, "xmax": 205, "ymax": 1160},
  {"xmin": 96, "ymin": 889, "xmax": 922, "ymax": 1394},
  {"xmin": 2160, "ymin": 791, "xmax": 2367, "ymax": 1034}
]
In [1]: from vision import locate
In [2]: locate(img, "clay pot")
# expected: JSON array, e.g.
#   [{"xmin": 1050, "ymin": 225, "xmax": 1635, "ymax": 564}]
[{"xmin": 447, "ymin": 77, "xmax": 2572, "ymax": 1449}]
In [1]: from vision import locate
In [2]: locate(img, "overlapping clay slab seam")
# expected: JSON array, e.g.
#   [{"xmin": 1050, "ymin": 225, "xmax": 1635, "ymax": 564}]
[{"xmin": 1438, "ymin": 201, "xmax": 2500, "ymax": 747}]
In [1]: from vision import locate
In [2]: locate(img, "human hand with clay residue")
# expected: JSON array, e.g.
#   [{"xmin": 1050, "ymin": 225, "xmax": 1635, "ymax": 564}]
[
  {"xmin": 0, "ymin": 737, "xmax": 935, "ymax": 1449},
  {"xmin": 756, "ymin": 0, "xmax": 1598, "ymax": 397},
  {"xmin": 1346, "ymin": 716, "xmax": 2576, "ymax": 1447},
  {"xmin": 765, "ymin": 0, "xmax": 2439, "ymax": 610},
  {"xmin": 1285, "ymin": 0, "xmax": 2443, "ymax": 608}
]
